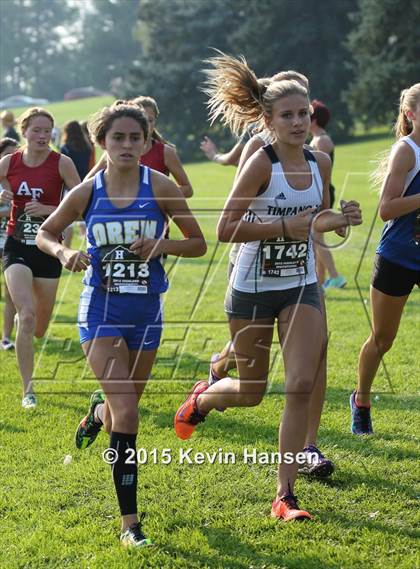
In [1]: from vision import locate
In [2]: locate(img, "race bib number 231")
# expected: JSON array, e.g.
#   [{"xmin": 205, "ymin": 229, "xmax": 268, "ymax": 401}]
[{"xmin": 14, "ymin": 208, "xmax": 45, "ymax": 245}]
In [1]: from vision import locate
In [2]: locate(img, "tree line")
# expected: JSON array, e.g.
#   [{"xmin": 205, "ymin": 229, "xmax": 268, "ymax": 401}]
[{"xmin": 1, "ymin": 0, "xmax": 418, "ymax": 159}]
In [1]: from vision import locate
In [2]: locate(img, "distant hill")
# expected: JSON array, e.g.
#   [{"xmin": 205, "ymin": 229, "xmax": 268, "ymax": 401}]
[{"xmin": 7, "ymin": 96, "xmax": 115, "ymax": 129}]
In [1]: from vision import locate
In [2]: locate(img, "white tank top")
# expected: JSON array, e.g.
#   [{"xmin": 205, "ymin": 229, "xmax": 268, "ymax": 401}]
[
  {"xmin": 399, "ymin": 136, "xmax": 420, "ymax": 193},
  {"xmin": 231, "ymin": 145, "xmax": 324, "ymax": 293}
]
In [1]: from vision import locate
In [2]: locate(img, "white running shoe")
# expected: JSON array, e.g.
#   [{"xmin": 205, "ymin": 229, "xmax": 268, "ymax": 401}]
[
  {"xmin": 1, "ymin": 339, "xmax": 15, "ymax": 351},
  {"xmin": 22, "ymin": 393, "xmax": 37, "ymax": 409},
  {"xmin": 120, "ymin": 519, "xmax": 153, "ymax": 548}
]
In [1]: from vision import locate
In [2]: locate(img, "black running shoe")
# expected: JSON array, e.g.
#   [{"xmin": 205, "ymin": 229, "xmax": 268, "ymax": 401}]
[
  {"xmin": 75, "ymin": 389, "xmax": 105, "ymax": 449},
  {"xmin": 298, "ymin": 445, "xmax": 335, "ymax": 478},
  {"xmin": 350, "ymin": 391, "xmax": 373, "ymax": 435}
]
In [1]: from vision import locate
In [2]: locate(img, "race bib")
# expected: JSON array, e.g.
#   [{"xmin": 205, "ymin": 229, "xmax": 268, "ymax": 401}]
[
  {"xmin": 100, "ymin": 245, "xmax": 150, "ymax": 294},
  {"xmin": 0, "ymin": 217, "xmax": 7, "ymax": 249},
  {"xmin": 260, "ymin": 239, "xmax": 308, "ymax": 277},
  {"xmin": 14, "ymin": 208, "xmax": 45, "ymax": 245}
]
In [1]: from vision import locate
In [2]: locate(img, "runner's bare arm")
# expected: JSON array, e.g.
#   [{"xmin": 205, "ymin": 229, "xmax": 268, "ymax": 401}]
[
  {"xmin": 311, "ymin": 151, "xmax": 362, "ymax": 232},
  {"xmin": 59, "ymin": 154, "xmax": 81, "ymax": 190},
  {"xmin": 200, "ymin": 136, "xmax": 244, "ymax": 166},
  {"xmin": 164, "ymin": 145, "xmax": 193, "ymax": 197},
  {"xmin": 36, "ymin": 181, "xmax": 93, "ymax": 270},
  {"xmin": 379, "ymin": 142, "xmax": 420, "ymax": 220},
  {"xmin": 234, "ymin": 136, "xmax": 264, "ymax": 181}
]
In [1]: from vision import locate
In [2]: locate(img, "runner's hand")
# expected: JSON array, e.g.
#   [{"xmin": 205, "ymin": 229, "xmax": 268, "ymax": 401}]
[
  {"xmin": 200, "ymin": 136, "xmax": 218, "ymax": 161},
  {"xmin": 130, "ymin": 238, "xmax": 163, "ymax": 260},
  {"xmin": 335, "ymin": 226, "xmax": 347, "ymax": 237},
  {"xmin": 58, "ymin": 249, "xmax": 91, "ymax": 272},
  {"xmin": 25, "ymin": 201, "xmax": 51, "ymax": 216},
  {"xmin": 0, "ymin": 188, "xmax": 13, "ymax": 205},
  {"xmin": 283, "ymin": 208, "xmax": 316, "ymax": 241},
  {"xmin": 340, "ymin": 199, "xmax": 362, "ymax": 227}
]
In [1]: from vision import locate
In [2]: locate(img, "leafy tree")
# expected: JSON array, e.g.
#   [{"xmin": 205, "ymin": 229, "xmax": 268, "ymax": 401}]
[
  {"xmin": 229, "ymin": 0, "xmax": 357, "ymax": 140},
  {"xmin": 77, "ymin": 0, "xmax": 142, "ymax": 92},
  {"xmin": 124, "ymin": 0, "xmax": 243, "ymax": 159},
  {"xmin": 125, "ymin": 0, "xmax": 358, "ymax": 159},
  {"xmin": 0, "ymin": 0, "xmax": 76, "ymax": 99},
  {"xmin": 345, "ymin": 0, "xmax": 420, "ymax": 128}
]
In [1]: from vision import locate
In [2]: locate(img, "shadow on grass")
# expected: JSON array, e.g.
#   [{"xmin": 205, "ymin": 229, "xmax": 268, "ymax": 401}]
[
  {"xmin": 140, "ymin": 403, "xmax": 276, "ymax": 445},
  {"xmin": 317, "ymin": 509, "xmax": 420, "ymax": 541},
  {"xmin": 304, "ymin": 465, "xmax": 419, "ymax": 502},
  {"xmin": 45, "ymin": 398, "xmax": 88, "ymax": 414},
  {"xmin": 324, "ymin": 386, "xmax": 419, "ymax": 412},
  {"xmin": 0, "ymin": 421, "xmax": 26, "ymax": 434},
  {"xmin": 162, "ymin": 526, "xmax": 333, "ymax": 569}
]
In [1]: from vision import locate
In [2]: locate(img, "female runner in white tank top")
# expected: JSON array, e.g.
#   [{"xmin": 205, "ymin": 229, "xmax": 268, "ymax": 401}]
[
  {"xmin": 174, "ymin": 54, "xmax": 362, "ymax": 521},
  {"xmin": 207, "ymin": 70, "xmax": 338, "ymax": 478}
]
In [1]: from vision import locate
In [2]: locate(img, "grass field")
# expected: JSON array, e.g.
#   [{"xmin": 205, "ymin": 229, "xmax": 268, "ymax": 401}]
[{"xmin": 0, "ymin": 119, "xmax": 419, "ymax": 568}]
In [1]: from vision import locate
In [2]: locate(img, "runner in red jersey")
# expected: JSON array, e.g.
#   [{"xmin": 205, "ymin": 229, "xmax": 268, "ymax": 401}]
[
  {"xmin": 141, "ymin": 137, "xmax": 168, "ymax": 175},
  {"xmin": 0, "ymin": 107, "xmax": 80, "ymax": 409}
]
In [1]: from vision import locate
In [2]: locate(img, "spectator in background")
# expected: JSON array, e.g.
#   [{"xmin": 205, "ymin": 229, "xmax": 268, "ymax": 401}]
[
  {"xmin": 80, "ymin": 120, "xmax": 96, "ymax": 172},
  {"xmin": 61, "ymin": 121, "xmax": 93, "ymax": 181},
  {"xmin": 1, "ymin": 111, "xmax": 20, "ymax": 143},
  {"xmin": 50, "ymin": 127, "xmax": 61, "ymax": 152},
  {"xmin": 60, "ymin": 121, "xmax": 94, "ymax": 246}
]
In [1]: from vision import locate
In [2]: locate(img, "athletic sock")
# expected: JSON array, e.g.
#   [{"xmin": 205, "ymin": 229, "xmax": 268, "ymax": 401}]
[
  {"xmin": 210, "ymin": 364, "xmax": 222, "ymax": 381},
  {"xmin": 109, "ymin": 431, "xmax": 138, "ymax": 516},
  {"xmin": 355, "ymin": 392, "xmax": 371, "ymax": 408},
  {"xmin": 94, "ymin": 403, "xmax": 104, "ymax": 424}
]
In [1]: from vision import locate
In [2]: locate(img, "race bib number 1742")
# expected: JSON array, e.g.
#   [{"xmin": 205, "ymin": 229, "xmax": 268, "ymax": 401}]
[{"xmin": 260, "ymin": 239, "xmax": 308, "ymax": 277}]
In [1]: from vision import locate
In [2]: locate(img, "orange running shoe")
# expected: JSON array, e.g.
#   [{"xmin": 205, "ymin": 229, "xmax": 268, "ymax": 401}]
[
  {"xmin": 174, "ymin": 380, "xmax": 209, "ymax": 440},
  {"xmin": 271, "ymin": 494, "xmax": 312, "ymax": 521}
]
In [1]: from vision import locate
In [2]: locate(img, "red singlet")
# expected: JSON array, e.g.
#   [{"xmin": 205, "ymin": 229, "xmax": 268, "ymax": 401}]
[
  {"xmin": 6, "ymin": 150, "xmax": 63, "ymax": 244},
  {"xmin": 141, "ymin": 140, "xmax": 169, "ymax": 175}
]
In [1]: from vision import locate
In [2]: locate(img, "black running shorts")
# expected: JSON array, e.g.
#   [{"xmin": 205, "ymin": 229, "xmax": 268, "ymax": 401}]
[
  {"xmin": 3, "ymin": 236, "xmax": 62, "ymax": 279},
  {"xmin": 371, "ymin": 254, "xmax": 419, "ymax": 297},
  {"xmin": 225, "ymin": 282, "xmax": 322, "ymax": 320}
]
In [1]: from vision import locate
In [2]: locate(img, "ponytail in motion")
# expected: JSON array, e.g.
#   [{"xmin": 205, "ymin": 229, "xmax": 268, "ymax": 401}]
[{"xmin": 372, "ymin": 83, "xmax": 420, "ymax": 190}]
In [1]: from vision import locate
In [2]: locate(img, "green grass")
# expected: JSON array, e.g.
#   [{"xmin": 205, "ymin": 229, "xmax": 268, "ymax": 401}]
[{"xmin": 1, "ymin": 132, "xmax": 419, "ymax": 569}]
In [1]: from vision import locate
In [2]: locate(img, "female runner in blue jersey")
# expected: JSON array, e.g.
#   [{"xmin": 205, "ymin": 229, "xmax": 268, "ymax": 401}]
[
  {"xmin": 174, "ymin": 53, "xmax": 362, "ymax": 521},
  {"xmin": 350, "ymin": 83, "xmax": 420, "ymax": 435},
  {"xmin": 36, "ymin": 101, "xmax": 206, "ymax": 547}
]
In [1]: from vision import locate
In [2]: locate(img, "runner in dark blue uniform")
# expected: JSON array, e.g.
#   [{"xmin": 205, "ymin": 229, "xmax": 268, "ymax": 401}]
[
  {"xmin": 351, "ymin": 83, "xmax": 420, "ymax": 435},
  {"xmin": 36, "ymin": 101, "xmax": 206, "ymax": 547}
]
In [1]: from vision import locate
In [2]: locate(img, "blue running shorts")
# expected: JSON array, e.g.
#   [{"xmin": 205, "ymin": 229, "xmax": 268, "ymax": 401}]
[{"xmin": 78, "ymin": 286, "xmax": 163, "ymax": 350}]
